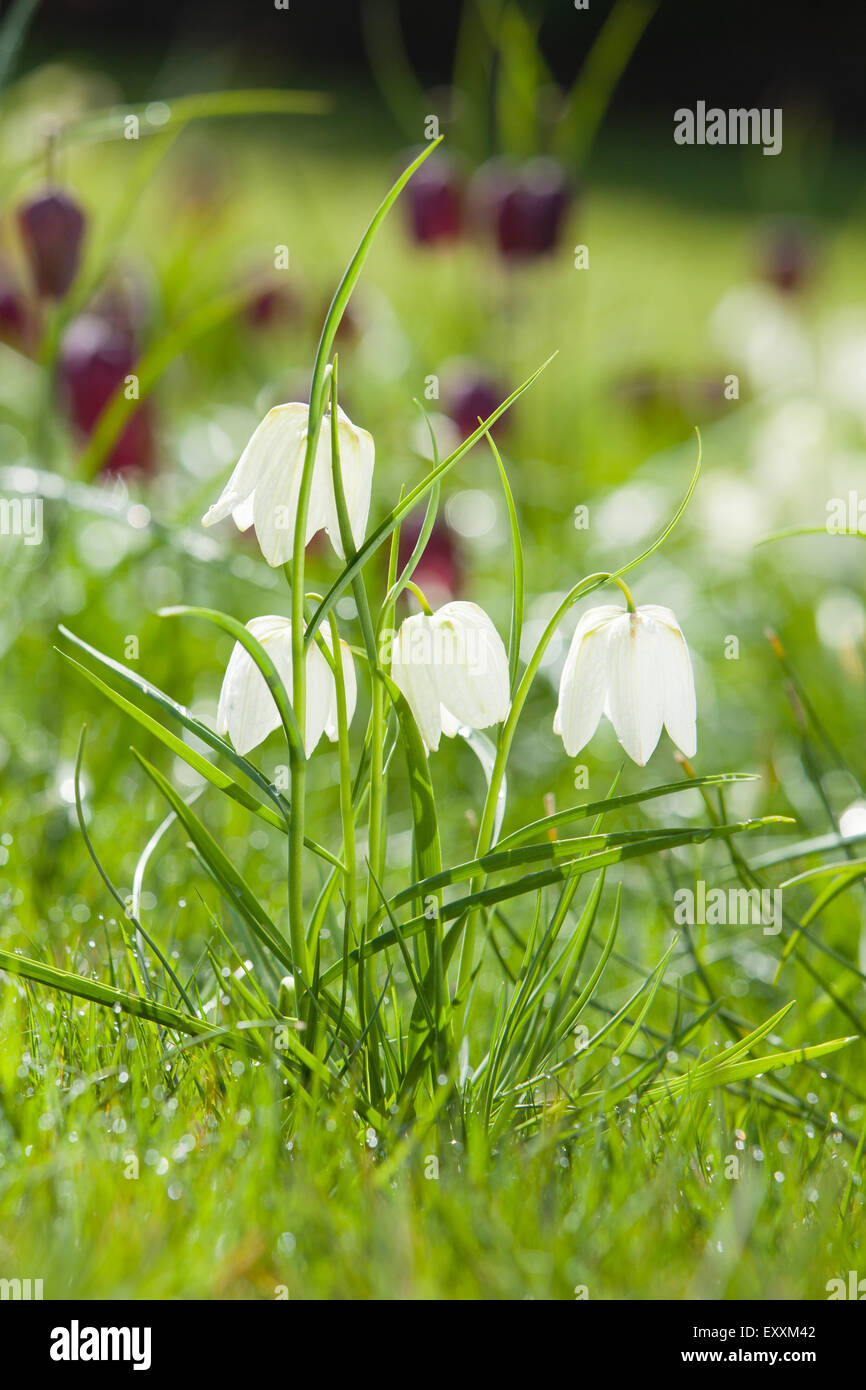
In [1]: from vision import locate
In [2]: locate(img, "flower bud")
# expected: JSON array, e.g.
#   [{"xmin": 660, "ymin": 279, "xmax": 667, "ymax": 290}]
[
  {"xmin": 243, "ymin": 280, "xmax": 302, "ymax": 331},
  {"xmin": 391, "ymin": 601, "xmax": 510, "ymax": 752},
  {"xmin": 405, "ymin": 153, "xmax": 463, "ymax": 245},
  {"xmin": 472, "ymin": 157, "xmax": 571, "ymax": 261},
  {"xmin": 58, "ymin": 313, "xmax": 155, "ymax": 476},
  {"xmin": 17, "ymin": 187, "xmax": 86, "ymax": 299},
  {"xmin": 755, "ymin": 216, "xmax": 817, "ymax": 294},
  {"xmin": 397, "ymin": 512, "xmax": 463, "ymax": 607},
  {"xmin": 0, "ymin": 266, "xmax": 33, "ymax": 352},
  {"xmin": 554, "ymin": 603, "xmax": 697, "ymax": 766},
  {"xmin": 445, "ymin": 364, "xmax": 508, "ymax": 439}
]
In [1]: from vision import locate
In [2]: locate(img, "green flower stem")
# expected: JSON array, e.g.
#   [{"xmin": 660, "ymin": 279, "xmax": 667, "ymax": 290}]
[
  {"xmin": 326, "ymin": 613, "xmax": 357, "ymax": 955},
  {"xmin": 610, "ymin": 575, "xmax": 637, "ymax": 612},
  {"xmin": 455, "ymin": 435, "xmax": 703, "ymax": 1017},
  {"xmin": 303, "ymin": 360, "xmax": 555, "ymax": 657},
  {"xmin": 454, "ymin": 576, "xmax": 599, "ymax": 1011},
  {"xmin": 366, "ymin": 528, "xmax": 402, "ymax": 921},
  {"xmin": 325, "ymin": 367, "xmax": 384, "ymax": 1078},
  {"xmin": 403, "ymin": 580, "xmax": 433, "ymax": 615},
  {"xmin": 329, "ymin": 360, "xmax": 379, "ymax": 670},
  {"xmin": 285, "ymin": 141, "xmax": 445, "ymax": 1016}
]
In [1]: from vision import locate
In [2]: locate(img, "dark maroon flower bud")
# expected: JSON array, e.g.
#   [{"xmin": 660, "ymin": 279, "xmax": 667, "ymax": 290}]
[
  {"xmin": 243, "ymin": 280, "xmax": 302, "ymax": 332},
  {"xmin": 755, "ymin": 217, "xmax": 817, "ymax": 294},
  {"xmin": 445, "ymin": 365, "xmax": 508, "ymax": 439},
  {"xmin": 17, "ymin": 187, "xmax": 86, "ymax": 299},
  {"xmin": 405, "ymin": 154, "xmax": 463, "ymax": 246},
  {"xmin": 398, "ymin": 511, "xmax": 463, "ymax": 606},
  {"xmin": 472, "ymin": 157, "xmax": 571, "ymax": 261},
  {"xmin": 610, "ymin": 370, "xmax": 665, "ymax": 414},
  {"xmin": 58, "ymin": 313, "xmax": 155, "ymax": 476},
  {"xmin": 0, "ymin": 268, "xmax": 33, "ymax": 352}
]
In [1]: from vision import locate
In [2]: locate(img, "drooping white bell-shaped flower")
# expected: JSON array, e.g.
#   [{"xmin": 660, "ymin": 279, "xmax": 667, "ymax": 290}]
[
  {"xmin": 390, "ymin": 600, "xmax": 510, "ymax": 752},
  {"xmin": 554, "ymin": 603, "xmax": 697, "ymax": 766},
  {"xmin": 202, "ymin": 402, "xmax": 374, "ymax": 567},
  {"xmin": 217, "ymin": 615, "xmax": 356, "ymax": 757}
]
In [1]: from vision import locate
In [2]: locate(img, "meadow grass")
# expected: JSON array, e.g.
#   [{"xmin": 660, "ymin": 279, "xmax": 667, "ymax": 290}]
[{"xmin": 2, "ymin": 90, "xmax": 866, "ymax": 1299}]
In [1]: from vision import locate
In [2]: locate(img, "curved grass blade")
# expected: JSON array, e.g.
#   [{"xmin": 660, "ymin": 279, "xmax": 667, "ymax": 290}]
[
  {"xmin": 157, "ymin": 604, "xmax": 303, "ymax": 760},
  {"xmin": 78, "ymin": 289, "xmax": 250, "ymax": 479},
  {"xmin": 776, "ymin": 862, "xmax": 866, "ymax": 977},
  {"xmin": 383, "ymin": 816, "xmax": 791, "ymax": 920},
  {"xmin": 319, "ymin": 817, "xmax": 783, "ymax": 987},
  {"xmin": 758, "ymin": 526, "xmax": 866, "ymax": 546},
  {"xmin": 10, "ymin": 89, "xmax": 329, "ymax": 175},
  {"xmin": 58, "ymin": 623, "xmax": 287, "ymax": 815},
  {"xmin": 0, "ymin": 0, "xmax": 39, "ymax": 95},
  {"xmin": 131, "ymin": 747, "xmax": 295, "ymax": 973},
  {"xmin": 304, "ymin": 355, "xmax": 556, "ymax": 649},
  {"xmin": 59, "ymin": 649, "xmax": 287, "ymax": 832},
  {"xmin": 644, "ymin": 1036, "xmax": 857, "ymax": 1100},
  {"xmin": 71, "ymin": 725, "xmax": 199, "ymax": 1012},
  {"xmin": 0, "ymin": 947, "xmax": 251, "ymax": 1051},
  {"xmin": 486, "ymin": 429, "xmax": 524, "ymax": 695},
  {"xmin": 496, "ymin": 772, "xmax": 757, "ymax": 850}
]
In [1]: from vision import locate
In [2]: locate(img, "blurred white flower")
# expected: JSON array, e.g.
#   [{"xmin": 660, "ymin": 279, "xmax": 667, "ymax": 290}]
[
  {"xmin": 820, "ymin": 311, "xmax": 866, "ymax": 426},
  {"xmin": 554, "ymin": 604, "xmax": 697, "ymax": 766},
  {"xmin": 202, "ymin": 402, "xmax": 374, "ymax": 567},
  {"xmin": 752, "ymin": 396, "xmax": 827, "ymax": 495},
  {"xmin": 391, "ymin": 600, "xmax": 510, "ymax": 752},
  {"xmin": 710, "ymin": 286, "xmax": 813, "ymax": 396},
  {"xmin": 840, "ymin": 801, "xmax": 866, "ymax": 840},
  {"xmin": 217, "ymin": 615, "xmax": 356, "ymax": 757},
  {"xmin": 815, "ymin": 589, "xmax": 866, "ymax": 652},
  {"xmin": 697, "ymin": 472, "xmax": 764, "ymax": 555},
  {"xmin": 594, "ymin": 482, "xmax": 667, "ymax": 548}
]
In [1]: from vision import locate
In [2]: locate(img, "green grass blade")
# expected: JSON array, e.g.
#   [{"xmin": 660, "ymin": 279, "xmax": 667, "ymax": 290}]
[
  {"xmin": 495, "ymin": 773, "xmax": 758, "ymax": 849},
  {"xmin": 321, "ymin": 818, "xmax": 781, "ymax": 988},
  {"xmin": 57, "ymin": 623, "xmax": 286, "ymax": 815},
  {"xmin": 157, "ymin": 605, "xmax": 303, "ymax": 759},
  {"xmin": 78, "ymin": 289, "xmax": 250, "ymax": 479},
  {"xmin": 59, "ymin": 649, "xmax": 287, "ymax": 832},
  {"xmin": 304, "ymin": 355, "xmax": 556, "ymax": 649},
  {"xmin": 131, "ymin": 748, "xmax": 295, "ymax": 973}
]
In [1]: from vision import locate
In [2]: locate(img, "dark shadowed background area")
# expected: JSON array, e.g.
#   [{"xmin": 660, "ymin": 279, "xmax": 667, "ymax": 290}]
[{"xmin": 22, "ymin": 0, "xmax": 866, "ymax": 134}]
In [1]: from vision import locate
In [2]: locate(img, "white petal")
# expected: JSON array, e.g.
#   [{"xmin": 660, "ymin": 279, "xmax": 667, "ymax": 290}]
[
  {"xmin": 305, "ymin": 426, "xmax": 339, "ymax": 547},
  {"xmin": 431, "ymin": 601, "xmax": 510, "ymax": 735},
  {"xmin": 304, "ymin": 640, "xmax": 334, "ymax": 757},
  {"xmin": 603, "ymin": 612, "xmax": 665, "ymax": 765},
  {"xmin": 246, "ymin": 404, "xmax": 309, "ymax": 567},
  {"xmin": 216, "ymin": 616, "xmax": 293, "ymax": 756},
  {"xmin": 321, "ymin": 417, "xmax": 375, "ymax": 559},
  {"xmin": 553, "ymin": 610, "xmax": 616, "ymax": 757},
  {"xmin": 231, "ymin": 491, "xmax": 255, "ymax": 532},
  {"xmin": 642, "ymin": 608, "xmax": 697, "ymax": 757},
  {"xmin": 204, "ymin": 404, "xmax": 307, "ymax": 538},
  {"xmin": 202, "ymin": 456, "xmax": 256, "ymax": 529},
  {"xmin": 322, "ymin": 638, "xmax": 358, "ymax": 743},
  {"xmin": 439, "ymin": 704, "xmax": 463, "ymax": 739},
  {"xmin": 247, "ymin": 614, "xmax": 296, "ymax": 645},
  {"xmin": 391, "ymin": 614, "xmax": 443, "ymax": 751}
]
